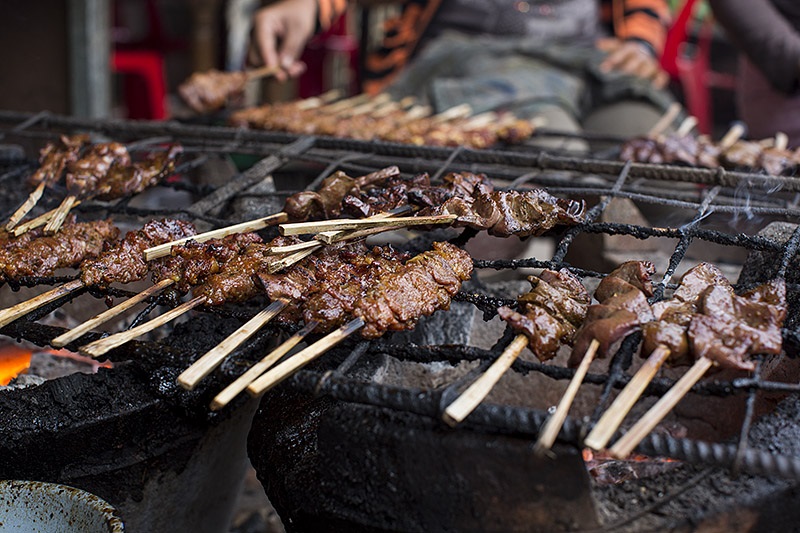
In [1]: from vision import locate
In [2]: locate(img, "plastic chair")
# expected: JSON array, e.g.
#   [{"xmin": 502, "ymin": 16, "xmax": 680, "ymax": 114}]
[
  {"xmin": 111, "ymin": 50, "xmax": 168, "ymax": 120},
  {"xmin": 660, "ymin": 0, "xmax": 736, "ymax": 134}
]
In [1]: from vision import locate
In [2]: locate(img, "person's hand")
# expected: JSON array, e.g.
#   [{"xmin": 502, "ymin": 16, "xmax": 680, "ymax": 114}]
[
  {"xmin": 596, "ymin": 38, "xmax": 669, "ymax": 89},
  {"xmin": 252, "ymin": 0, "xmax": 317, "ymax": 81}
]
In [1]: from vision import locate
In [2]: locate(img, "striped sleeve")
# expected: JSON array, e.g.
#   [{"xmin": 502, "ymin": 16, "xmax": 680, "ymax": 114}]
[
  {"xmin": 317, "ymin": 0, "xmax": 348, "ymax": 31},
  {"xmin": 612, "ymin": 0, "xmax": 671, "ymax": 56}
]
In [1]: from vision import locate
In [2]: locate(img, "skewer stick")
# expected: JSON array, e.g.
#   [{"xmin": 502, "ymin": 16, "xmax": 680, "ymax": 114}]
[
  {"xmin": 321, "ymin": 93, "xmax": 371, "ymax": 114},
  {"xmin": 400, "ymin": 105, "xmax": 433, "ymax": 123},
  {"xmin": 647, "ymin": 102, "xmax": 681, "ymax": 138},
  {"xmin": 51, "ymin": 278, "xmax": 176, "ymax": 348},
  {"xmin": 676, "ymin": 116, "xmax": 698, "ymax": 137},
  {"xmin": 245, "ymin": 65, "xmax": 282, "ymax": 81},
  {"xmin": 315, "ymin": 205, "xmax": 412, "ymax": 244},
  {"xmin": 210, "ymin": 320, "xmax": 319, "ymax": 410},
  {"xmin": 719, "ymin": 123, "xmax": 746, "ymax": 151},
  {"xmin": 280, "ymin": 214, "xmax": 457, "ymax": 236},
  {"xmin": 774, "ymin": 132, "xmax": 789, "ymax": 151},
  {"xmin": 533, "ymin": 339, "xmax": 600, "ymax": 456},
  {"xmin": 609, "ymin": 356, "xmax": 714, "ymax": 459},
  {"xmin": 431, "ymin": 103, "xmax": 473, "ymax": 124},
  {"xmin": 12, "ymin": 200, "xmax": 83, "ymax": 236},
  {"xmin": 6, "ymin": 183, "xmax": 45, "ymax": 231},
  {"xmin": 266, "ymin": 239, "xmax": 321, "ymax": 255},
  {"xmin": 443, "ymin": 333, "xmax": 528, "ymax": 426},
  {"xmin": 143, "ymin": 212, "xmax": 289, "ymax": 261},
  {"xmin": 583, "ymin": 345, "xmax": 671, "ymax": 451},
  {"xmin": 0, "ymin": 279, "xmax": 85, "ymax": 330},
  {"xmin": 266, "ymin": 245, "xmax": 320, "ymax": 274},
  {"xmin": 177, "ymin": 298, "xmax": 288, "ymax": 390},
  {"xmin": 44, "ymin": 195, "xmax": 77, "ymax": 234},
  {"xmin": 247, "ymin": 317, "xmax": 364, "ymax": 396},
  {"xmin": 79, "ymin": 296, "xmax": 206, "ymax": 358}
]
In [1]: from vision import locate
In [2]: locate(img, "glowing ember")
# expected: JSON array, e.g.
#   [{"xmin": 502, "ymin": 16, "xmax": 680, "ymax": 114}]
[
  {"xmin": 583, "ymin": 448, "xmax": 680, "ymax": 485},
  {"xmin": 0, "ymin": 345, "xmax": 32, "ymax": 385}
]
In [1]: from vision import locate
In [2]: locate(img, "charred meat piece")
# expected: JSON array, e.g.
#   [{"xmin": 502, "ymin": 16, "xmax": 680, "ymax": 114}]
[
  {"xmin": 619, "ymin": 134, "xmax": 722, "ymax": 168},
  {"xmin": 353, "ymin": 241, "xmax": 473, "ymax": 338},
  {"xmin": 65, "ymin": 142, "xmax": 131, "ymax": 198},
  {"xmin": 498, "ymin": 268, "xmax": 590, "ymax": 361},
  {"xmin": 1, "ymin": 218, "xmax": 119, "ymax": 280},
  {"xmin": 178, "ymin": 69, "xmax": 248, "ymax": 114},
  {"xmin": 283, "ymin": 166, "xmax": 401, "ymax": 221},
  {"xmin": 94, "ymin": 145, "xmax": 182, "ymax": 201},
  {"xmin": 29, "ymin": 134, "xmax": 91, "ymax": 188},
  {"xmin": 642, "ymin": 262, "xmax": 731, "ymax": 366},
  {"xmin": 80, "ymin": 219, "xmax": 196, "ymax": 287},
  {"xmin": 151, "ymin": 232, "xmax": 263, "ymax": 294},
  {"xmin": 688, "ymin": 278, "xmax": 786, "ymax": 371},
  {"xmin": 570, "ymin": 261, "xmax": 656, "ymax": 366}
]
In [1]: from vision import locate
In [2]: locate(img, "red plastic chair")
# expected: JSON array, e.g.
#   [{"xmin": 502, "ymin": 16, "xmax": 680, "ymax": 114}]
[
  {"xmin": 111, "ymin": 50, "xmax": 168, "ymax": 120},
  {"xmin": 660, "ymin": 0, "xmax": 736, "ymax": 134}
]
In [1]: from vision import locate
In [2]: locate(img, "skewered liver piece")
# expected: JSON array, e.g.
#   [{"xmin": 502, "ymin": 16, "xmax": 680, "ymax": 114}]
[
  {"xmin": 688, "ymin": 277, "xmax": 786, "ymax": 371},
  {"xmin": 178, "ymin": 69, "xmax": 248, "ymax": 114},
  {"xmin": 498, "ymin": 268, "xmax": 590, "ymax": 361},
  {"xmin": 353, "ymin": 241, "xmax": 473, "ymax": 338},
  {"xmin": 569, "ymin": 261, "xmax": 656, "ymax": 367},
  {"xmin": 283, "ymin": 166, "xmax": 401, "ymax": 221},
  {"xmin": 65, "ymin": 142, "xmax": 131, "ymax": 197},
  {"xmin": 0, "ymin": 218, "xmax": 119, "ymax": 280},
  {"xmin": 642, "ymin": 262, "xmax": 730, "ymax": 366},
  {"xmin": 80, "ymin": 219, "xmax": 197, "ymax": 288},
  {"xmin": 94, "ymin": 145, "xmax": 182, "ymax": 201},
  {"xmin": 29, "ymin": 134, "xmax": 91, "ymax": 188}
]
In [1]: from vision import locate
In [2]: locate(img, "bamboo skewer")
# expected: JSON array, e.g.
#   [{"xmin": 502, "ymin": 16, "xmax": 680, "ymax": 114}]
[
  {"xmin": 143, "ymin": 212, "xmax": 289, "ymax": 261},
  {"xmin": 443, "ymin": 333, "xmax": 529, "ymax": 426},
  {"xmin": 79, "ymin": 296, "xmax": 206, "ymax": 358},
  {"xmin": 266, "ymin": 246, "xmax": 320, "ymax": 274},
  {"xmin": 247, "ymin": 317, "xmax": 364, "ymax": 396},
  {"xmin": 676, "ymin": 116, "xmax": 698, "ymax": 137},
  {"xmin": 280, "ymin": 214, "xmax": 457, "ymax": 236},
  {"xmin": 244, "ymin": 65, "xmax": 282, "ymax": 81},
  {"xmin": 583, "ymin": 344, "xmax": 671, "ymax": 451},
  {"xmin": 534, "ymin": 339, "xmax": 600, "ymax": 456},
  {"xmin": 647, "ymin": 102, "xmax": 682, "ymax": 138},
  {"xmin": 12, "ymin": 200, "xmax": 83, "ymax": 236},
  {"xmin": 0, "ymin": 279, "xmax": 85, "ymax": 330},
  {"xmin": 719, "ymin": 123, "xmax": 746, "ymax": 151},
  {"xmin": 6, "ymin": 183, "xmax": 45, "ymax": 231},
  {"xmin": 609, "ymin": 356, "xmax": 714, "ymax": 458},
  {"xmin": 44, "ymin": 195, "xmax": 77, "ymax": 234},
  {"xmin": 51, "ymin": 278, "xmax": 176, "ymax": 348},
  {"xmin": 210, "ymin": 320, "xmax": 319, "ymax": 410},
  {"xmin": 177, "ymin": 299, "xmax": 288, "ymax": 390},
  {"xmin": 266, "ymin": 239, "xmax": 321, "ymax": 255},
  {"xmin": 774, "ymin": 132, "xmax": 789, "ymax": 151},
  {"xmin": 431, "ymin": 103, "xmax": 473, "ymax": 124}
]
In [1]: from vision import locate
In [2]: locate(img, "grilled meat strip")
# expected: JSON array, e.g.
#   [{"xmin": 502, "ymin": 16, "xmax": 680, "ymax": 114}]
[
  {"xmin": 179, "ymin": 69, "xmax": 248, "ymax": 114},
  {"xmin": 569, "ymin": 261, "xmax": 656, "ymax": 367},
  {"xmin": 94, "ymin": 145, "xmax": 182, "ymax": 201},
  {"xmin": 29, "ymin": 134, "xmax": 91, "ymax": 188},
  {"xmin": 498, "ymin": 268, "xmax": 590, "ymax": 361},
  {"xmin": 80, "ymin": 219, "xmax": 197, "ymax": 287},
  {"xmin": 283, "ymin": 166, "xmax": 401, "ymax": 221},
  {"xmin": 0, "ymin": 218, "xmax": 119, "ymax": 280},
  {"xmin": 353, "ymin": 241, "xmax": 473, "ymax": 338},
  {"xmin": 151, "ymin": 232, "xmax": 263, "ymax": 294},
  {"xmin": 65, "ymin": 142, "xmax": 131, "ymax": 198}
]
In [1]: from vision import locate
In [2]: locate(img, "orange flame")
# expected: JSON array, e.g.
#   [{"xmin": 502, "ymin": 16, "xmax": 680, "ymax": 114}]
[{"xmin": 0, "ymin": 345, "xmax": 32, "ymax": 385}]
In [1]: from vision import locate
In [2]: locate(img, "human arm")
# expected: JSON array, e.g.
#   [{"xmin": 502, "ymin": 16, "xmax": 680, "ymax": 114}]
[
  {"xmin": 708, "ymin": 0, "xmax": 800, "ymax": 94},
  {"xmin": 597, "ymin": 0, "xmax": 671, "ymax": 88},
  {"xmin": 252, "ymin": 0, "xmax": 348, "ymax": 81}
]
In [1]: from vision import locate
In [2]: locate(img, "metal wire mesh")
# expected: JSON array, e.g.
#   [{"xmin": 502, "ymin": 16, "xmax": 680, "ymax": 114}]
[{"xmin": 2, "ymin": 110, "xmax": 800, "ymax": 485}]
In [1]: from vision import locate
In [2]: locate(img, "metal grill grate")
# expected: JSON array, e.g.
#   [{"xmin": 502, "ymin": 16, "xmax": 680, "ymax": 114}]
[{"xmin": 1, "ymin": 110, "xmax": 800, "ymax": 486}]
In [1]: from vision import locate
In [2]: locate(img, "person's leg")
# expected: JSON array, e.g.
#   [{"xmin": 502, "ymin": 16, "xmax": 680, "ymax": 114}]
[{"xmin": 582, "ymin": 100, "xmax": 668, "ymax": 138}]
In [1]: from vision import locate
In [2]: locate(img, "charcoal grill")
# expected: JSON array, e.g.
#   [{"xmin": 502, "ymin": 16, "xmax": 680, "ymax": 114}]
[{"xmin": 1, "ymin": 110, "xmax": 800, "ymax": 532}]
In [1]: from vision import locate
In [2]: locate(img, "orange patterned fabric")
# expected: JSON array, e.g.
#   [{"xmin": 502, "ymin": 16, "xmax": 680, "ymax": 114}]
[{"xmin": 607, "ymin": 0, "xmax": 671, "ymax": 55}]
